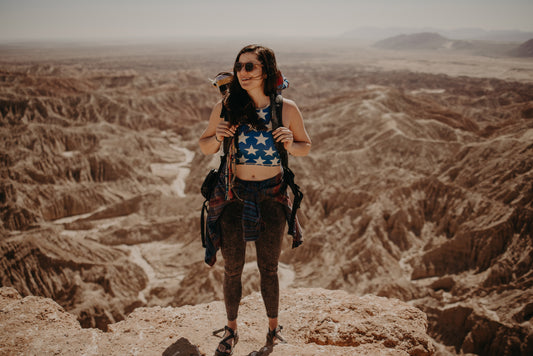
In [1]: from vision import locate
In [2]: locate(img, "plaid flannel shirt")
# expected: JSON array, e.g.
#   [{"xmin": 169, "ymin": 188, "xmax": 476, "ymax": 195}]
[{"xmin": 205, "ymin": 171, "xmax": 303, "ymax": 266}]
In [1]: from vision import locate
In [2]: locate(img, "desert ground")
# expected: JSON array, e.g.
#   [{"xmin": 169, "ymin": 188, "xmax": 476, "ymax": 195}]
[{"xmin": 1, "ymin": 37, "xmax": 532, "ymax": 355}]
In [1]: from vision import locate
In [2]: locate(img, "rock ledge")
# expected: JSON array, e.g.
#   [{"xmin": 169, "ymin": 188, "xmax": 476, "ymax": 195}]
[{"xmin": 0, "ymin": 286, "xmax": 434, "ymax": 355}]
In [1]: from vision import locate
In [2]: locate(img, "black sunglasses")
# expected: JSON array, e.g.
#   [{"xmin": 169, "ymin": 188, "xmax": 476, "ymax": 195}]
[{"xmin": 234, "ymin": 62, "xmax": 262, "ymax": 72}]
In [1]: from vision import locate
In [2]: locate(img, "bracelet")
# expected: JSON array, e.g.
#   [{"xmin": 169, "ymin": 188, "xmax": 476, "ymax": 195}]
[{"xmin": 214, "ymin": 135, "xmax": 222, "ymax": 143}]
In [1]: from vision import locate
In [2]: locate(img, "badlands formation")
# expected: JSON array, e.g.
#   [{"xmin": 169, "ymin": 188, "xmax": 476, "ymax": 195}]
[{"xmin": 1, "ymin": 39, "xmax": 532, "ymax": 355}]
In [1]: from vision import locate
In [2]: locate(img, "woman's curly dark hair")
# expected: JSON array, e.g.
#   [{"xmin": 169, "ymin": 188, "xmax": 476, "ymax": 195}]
[{"xmin": 223, "ymin": 44, "xmax": 280, "ymax": 129}]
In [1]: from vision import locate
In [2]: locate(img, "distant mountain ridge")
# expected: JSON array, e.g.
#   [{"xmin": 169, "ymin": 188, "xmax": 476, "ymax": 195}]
[
  {"xmin": 342, "ymin": 26, "xmax": 533, "ymax": 42},
  {"xmin": 509, "ymin": 38, "xmax": 533, "ymax": 57},
  {"xmin": 373, "ymin": 32, "xmax": 533, "ymax": 58},
  {"xmin": 374, "ymin": 32, "xmax": 454, "ymax": 50}
]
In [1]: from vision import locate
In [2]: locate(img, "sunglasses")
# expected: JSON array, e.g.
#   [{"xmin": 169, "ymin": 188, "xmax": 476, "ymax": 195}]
[{"xmin": 234, "ymin": 62, "xmax": 262, "ymax": 72}]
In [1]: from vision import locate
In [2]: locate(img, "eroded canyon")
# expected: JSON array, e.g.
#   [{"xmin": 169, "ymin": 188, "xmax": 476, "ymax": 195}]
[{"xmin": 1, "ymin": 40, "xmax": 532, "ymax": 355}]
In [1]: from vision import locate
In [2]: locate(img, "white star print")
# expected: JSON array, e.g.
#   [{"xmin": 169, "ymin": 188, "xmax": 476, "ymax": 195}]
[
  {"xmin": 255, "ymin": 157, "xmax": 266, "ymax": 165},
  {"xmin": 245, "ymin": 145, "xmax": 258, "ymax": 156},
  {"xmin": 239, "ymin": 131, "xmax": 249, "ymax": 145},
  {"xmin": 264, "ymin": 147, "xmax": 276, "ymax": 157},
  {"xmin": 270, "ymin": 157, "xmax": 279, "ymax": 165},
  {"xmin": 256, "ymin": 133, "xmax": 268, "ymax": 146},
  {"xmin": 257, "ymin": 108, "xmax": 268, "ymax": 120}
]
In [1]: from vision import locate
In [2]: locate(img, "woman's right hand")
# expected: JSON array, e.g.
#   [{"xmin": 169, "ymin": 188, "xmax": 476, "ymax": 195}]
[
  {"xmin": 215, "ymin": 121, "xmax": 237, "ymax": 142},
  {"xmin": 199, "ymin": 101, "xmax": 237, "ymax": 155}
]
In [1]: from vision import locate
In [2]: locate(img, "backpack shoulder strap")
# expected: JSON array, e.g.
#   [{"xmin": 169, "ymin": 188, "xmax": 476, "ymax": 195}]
[
  {"xmin": 270, "ymin": 94, "xmax": 289, "ymax": 168},
  {"xmin": 270, "ymin": 94, "xmax": 303, "ymax": 237},
  {"xmin": 219, "ymin": 104, "xmax": 232, "ymax": 155}
]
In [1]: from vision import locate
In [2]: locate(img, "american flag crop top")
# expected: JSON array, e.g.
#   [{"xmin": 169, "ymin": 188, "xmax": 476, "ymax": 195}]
[{"xmin": 235, "ymin": 105, "xmax": 281, "ymax": 167}]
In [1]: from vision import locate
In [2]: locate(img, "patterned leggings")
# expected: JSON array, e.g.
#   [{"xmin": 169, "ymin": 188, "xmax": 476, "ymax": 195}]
[{"xmin": 219, "ymin": 199, "xmax": 286, "ymax": 321}]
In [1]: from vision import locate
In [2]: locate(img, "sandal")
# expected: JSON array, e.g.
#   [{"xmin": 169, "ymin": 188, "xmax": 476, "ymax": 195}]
[
  {"xmin": 266, "ymin": 325, "xmax": 287, "ymax": 346},
  {"xmin": 213, "ymin": 325, "xmax": 239, "ymax": 356}
]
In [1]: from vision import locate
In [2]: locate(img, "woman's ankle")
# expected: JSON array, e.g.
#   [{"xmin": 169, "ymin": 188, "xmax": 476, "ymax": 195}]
[
  {"xmin": 227, "ymin": 320, "xmax": 237, "ymax": 331},
  {"xmin": 268, "ymin": 317, "xmax": 278, "ymax": 332}
]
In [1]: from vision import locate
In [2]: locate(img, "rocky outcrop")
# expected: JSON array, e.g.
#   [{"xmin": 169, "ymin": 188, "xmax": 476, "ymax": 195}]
[{"xmin": 0, "ymin": 287, "xmax": 435, "ymax": 356}]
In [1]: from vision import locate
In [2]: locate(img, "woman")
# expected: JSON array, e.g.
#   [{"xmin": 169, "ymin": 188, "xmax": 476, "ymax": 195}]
[{"xmin": 199, "ymin": 44, "xmax": 311, "ymax": 355}]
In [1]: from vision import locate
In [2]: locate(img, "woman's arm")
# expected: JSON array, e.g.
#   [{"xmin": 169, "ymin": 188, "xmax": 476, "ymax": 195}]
[
  {"xmin": 198, "ymin": 101, "xmax": 236, "ymax": 155},
  {"xmin": 273, "ymin": 98, "xmax": 311, "ymax": 156}
]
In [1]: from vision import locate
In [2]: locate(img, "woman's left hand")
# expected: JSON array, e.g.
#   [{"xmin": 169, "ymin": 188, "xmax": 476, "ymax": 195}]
[{"xmin": 273, "ymin": 127, "xmax": 294, "ymax": 151}]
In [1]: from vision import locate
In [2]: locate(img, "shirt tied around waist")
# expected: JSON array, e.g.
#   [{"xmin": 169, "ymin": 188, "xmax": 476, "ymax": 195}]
[{"xmin": 205, "ymin": 172, "xmax": 303, "ymax": 266}]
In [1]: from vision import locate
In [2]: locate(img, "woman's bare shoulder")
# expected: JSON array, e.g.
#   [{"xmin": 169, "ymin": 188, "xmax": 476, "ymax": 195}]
[
  {"xmin": 209, "ymin": 100, "xmax": 224, "ymax": 117},
  {"xmin": 281, "ymin": 97, "xmax": 302, "ymax": 117},
  {"xmin": 213, "ymin": 99, "xmax": 223, "ymax": 110},
  {"xmin": 281, "ymin": 97, "xmax": 297, "ymax": 108}
]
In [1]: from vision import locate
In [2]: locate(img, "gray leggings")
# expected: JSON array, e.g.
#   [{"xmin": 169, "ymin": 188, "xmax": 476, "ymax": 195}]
[{"xmin": 219, "ymin": 199, "xmax": 286, "ymax": 321}]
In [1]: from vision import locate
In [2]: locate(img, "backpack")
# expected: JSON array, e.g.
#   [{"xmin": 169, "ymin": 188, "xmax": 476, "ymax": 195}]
[{"xmin": 200, "ymin": 82, "xmax": 303, "ymax": 247}]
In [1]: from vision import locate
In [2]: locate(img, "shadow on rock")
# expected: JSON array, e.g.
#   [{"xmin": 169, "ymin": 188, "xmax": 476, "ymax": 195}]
[
  {"xmin": 247, "ymin": 345, "xmax": 274, "ymax": 356},
  {"xmin": 162, "ymin": 337, "xmax": 202, "ymax": 356}
]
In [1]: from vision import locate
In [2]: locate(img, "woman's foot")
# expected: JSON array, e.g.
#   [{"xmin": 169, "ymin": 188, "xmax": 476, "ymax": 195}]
[
  {"xmin": 214, "ymin": 325, "xmax": 239, "ymax": 356},
  {"xmin": 266, "ymin": 325, "xmax": 287, "ymax": 346}
]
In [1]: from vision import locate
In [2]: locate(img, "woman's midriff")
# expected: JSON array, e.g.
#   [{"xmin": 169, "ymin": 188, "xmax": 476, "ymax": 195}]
[{"xmin": 235, "ymin": 164, "xmax": 282, "ymax": 181}]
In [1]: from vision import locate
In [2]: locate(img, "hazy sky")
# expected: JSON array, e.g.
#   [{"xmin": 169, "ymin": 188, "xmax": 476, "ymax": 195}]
[{"xmin": 1, "ymin": 0, "xmax": 532, "ymax": 41}]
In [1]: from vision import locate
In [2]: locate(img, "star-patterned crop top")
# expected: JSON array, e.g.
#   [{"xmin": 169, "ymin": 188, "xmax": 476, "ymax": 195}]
[{"xmin": 235, "ymin": 105, "xmax": 281, "ymax": 167}]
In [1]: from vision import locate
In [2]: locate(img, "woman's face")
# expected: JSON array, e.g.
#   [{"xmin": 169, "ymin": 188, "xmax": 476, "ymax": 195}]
[{"xmin": 235, "ymin": 52, "xmax": 264, "ymax": 92}]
